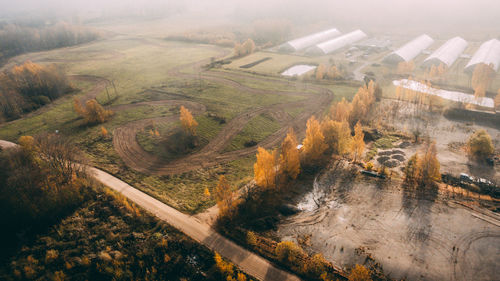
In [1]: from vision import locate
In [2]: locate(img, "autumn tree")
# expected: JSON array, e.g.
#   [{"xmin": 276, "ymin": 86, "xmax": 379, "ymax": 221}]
[
  {"xmin": 101, "ymin": 126, "xmax": 108, "ymax": 138},
  {"xmin": 242, "ymin": 38, "xmax": 256, "ymax": 55},
  {"xmin": 350, "ymin": 85, "xmax": 375, "ymax": 125},
  {"xmin": 329, "ymin": 98, "xmax": 351, "ymax": 122},
  {"xmin": 494, "ymin": 89, "xmax": 500, "ymax": 111},
  {"xmin": 316, "ymin": 64, "xmax": 326, "ymax": 80},
  {"xmin": 321, "ymin": 118, "xmax": 351, "ymax": 156},
  {"xmin": 327, "ymin": 65, "xmax": 342, "ymax": 80},
  {"xmin": 275, "ymin": 241, "xmax": 305, "ymax": 267},
  {"xmin": 303, "ymin": 116, "xmax": 327, "ymax": 163},
  {"xmin": 348, "ymin": 264, "xmax": 372, "ymax": 281},
  {"xmin": 405, "ymin": 141, "xmax": 440, "ymax": 186},
  {"xmin": 467, "ymin": 129, "xmax": 494, "ymax": 160},
  {"xmin": 73, "ymin": 98, "xmax": 113, "ymax": 124},
  {"xmin": 405, "ymin": 153, "xmax": 420, "ymax": 184},
  {"xmin": 179, "ymin": 105, "xmax": 198, "ymax": 136},
  {"xmin": 214, "ymin": 175, "xmax": 236, "ymax": 217},
  {"xmin": 419, "ymin": 141, "xmax": 441, "ymax": 185},
  {"xmin": 471, "ymin": 63, "xmax": 495, "ymax": 99},
  {"xmin": 279, "ymin": 128, "xmax": 301, "ymax": 180},
  {"xmin": 351, "ymin": 121, "xmax": 365, "ymax": 161},
  {"xmin": 254, "ymin": 147, "xmax": 277, "ymax": 188}
]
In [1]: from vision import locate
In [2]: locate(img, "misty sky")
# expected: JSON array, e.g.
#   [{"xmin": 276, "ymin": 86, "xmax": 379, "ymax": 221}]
[{"xmin": 1, "ymin": 0, "xmax": 499, "ymax": 34}]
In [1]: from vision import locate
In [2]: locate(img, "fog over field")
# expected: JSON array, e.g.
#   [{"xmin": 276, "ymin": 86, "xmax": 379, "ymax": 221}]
[{"xmin": 1, "ymin": 0, "xmax": 500, "ymax": 28}]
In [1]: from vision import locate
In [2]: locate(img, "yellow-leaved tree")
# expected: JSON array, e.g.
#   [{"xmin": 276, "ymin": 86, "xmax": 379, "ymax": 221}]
[
  {"xmin": 321, "ymin": 118, "xmax": 351, "ymax": 156},
  {"xmin": 351, "ymin": 121, "xmax": 365, "ymax": 161},
  {"xmin": 303, "ymin": 116, "xmax": 327, "ymax": 163},
  {"xmin": 214, "ymin": 175, "xmax": 236, "ymax": 217},
  {"xmin": 254, "ymin": 147, "xmax": 277, "ymax": 188},
  {"xmin": 279, "ymin": 128, "xmax": 301, "ymax": 180},
  {"xmin": 315, "ymin": 64, "xmax": 326, "ymax": 80},
  {"xmin": 419, "ymin": 141, "xmax": 441, "ymax": 185},
  {"xmin": 179, "ymin": 105, "xmax": 198, "ymax": 136},
  {"xmin": 329, "ymin": 97, "xmax": 351, "ymax": 122},
  {"xmin": 73, "ymin": 98, "xmax": 113, "ymax": 124},
  {"xmin": 467, "ymin": 129, "xmax": 494, "ymax": 160}
]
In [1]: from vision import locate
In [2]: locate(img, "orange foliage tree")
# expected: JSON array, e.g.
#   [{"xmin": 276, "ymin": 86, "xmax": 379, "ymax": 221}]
[
  {"xmin": 279, "ymin": 128, "xmax": 301, "ymax": 180},
  {"xmin": 471, "ymin": 63, "xmax": 495, "ymax": 99},
  {"xmin": 214, "ymin": 175, "xmax": 236, "ymax": 217},
  {"xmin": 315, "ymin": 64, "xmax": 326, "ymax": 80},
  {"xmin": 329, "ymin": 97, "xmax": 352, "ymax": 122},
  {"xmin": 303, "ymin": 116, "xmax": 327, "ymax": 163},
  {"xmin": 254, "ymin": 147, "xmax": 277, "ymax": 188},
  {"xmin": 351, "ymin": 121, "xmax": 365, "ymax": 161},
  {"xmin": 348, "ymin": 264, "xmax": 372, "ymax": 281},
  {"xmin": 321, "ymin": 118, "xmax": 351, "ymax": 156},
  {"xmin": 73, "ymin": 98, "xmax": 113, "ymax": 124},
  {"xmin": 179, "ymin": 105, "xmax": 198, "ymax": 136}
]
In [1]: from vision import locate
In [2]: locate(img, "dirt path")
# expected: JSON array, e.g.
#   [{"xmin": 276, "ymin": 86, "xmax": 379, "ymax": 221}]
[
  {"xmin": 109, "ymin": 48, "xmax": 333, "ymax": 175},
  {"xmin": 0, "ymin": 140, "xmax": 301, "ymax": 281}
]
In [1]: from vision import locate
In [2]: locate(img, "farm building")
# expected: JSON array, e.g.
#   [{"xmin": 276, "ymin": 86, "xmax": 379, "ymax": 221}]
[
  {"xmin": 306, "ymin": 29, "xmax": 367, "ymax": 55},
  {"xmin": 278, "ymin": 28, "xmax": 341, "ymax": 52},
  {"xmin": 464, "ymin": 39, "xmax": 500, "ymax": 73},
  {"xmin": 383, "ymin": 34, "xmax": 434, "ymax": 64},
  {"xmin": 422, "ymin": 36, "xmax": 468, "ymax": 68}
]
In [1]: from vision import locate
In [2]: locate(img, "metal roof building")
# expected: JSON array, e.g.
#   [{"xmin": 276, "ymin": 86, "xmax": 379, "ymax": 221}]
[
  {"xmin": 422, "ymin": 37, "xmax": 468, "ymax": 67},
  {"xmin": 278, "ymin": 28, "xmax": 341, "ymax": 52},
  {"xmin": 464, "ymin": 39, "xmax": 500, "ymax": 72},
  {"xmin": 306, "ymin": 30, "xmax": 367, "ymax": 55},
  {"xmin": 383, "ymin": 34, "xmax": 434, "ymax": 64}
]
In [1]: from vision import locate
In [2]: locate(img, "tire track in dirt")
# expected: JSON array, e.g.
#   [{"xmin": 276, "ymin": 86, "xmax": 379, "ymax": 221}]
[{"xmin": 110, "ymin": 48, "xmax": 334, "ymax": 175}]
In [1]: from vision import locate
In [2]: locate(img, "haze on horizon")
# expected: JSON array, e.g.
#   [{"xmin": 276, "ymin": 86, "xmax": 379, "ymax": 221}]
[{"xmin": 1, "ymin": 0, "xmax": 499, "ymax": 34}]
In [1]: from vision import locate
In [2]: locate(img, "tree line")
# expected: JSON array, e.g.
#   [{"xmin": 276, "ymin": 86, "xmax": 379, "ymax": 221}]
[
  {"xmin": 0, "ymin": 22, "xmax": 99, "ymax": 65},
  {"xmin": 0, "ymin": 61, "xmax": 72, "ymax": 122}
]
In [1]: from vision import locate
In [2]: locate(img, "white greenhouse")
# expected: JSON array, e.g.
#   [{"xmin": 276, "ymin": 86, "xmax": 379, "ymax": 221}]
[
  {"xmin": 464, "ymin": 39, "xmax": 500, "ymax": 73},
  {"xmin": 422, "ymin": 36, "xmax": 468, "ymax": 67},
  {"xmin": 383, "ymin": 34, "xmax": 434, "ymax": 64},
  {"xmin": 306, "ymin": 30, "xmax": 367, "ymax": 55},
  {"xmin": 278, "ymin": 28, "xmax": 341, "ymax": 52}
]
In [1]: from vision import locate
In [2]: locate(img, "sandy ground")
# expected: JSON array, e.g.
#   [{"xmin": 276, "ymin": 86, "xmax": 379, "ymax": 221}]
[
  {"xmin": 378, "ymin": 100, "xmax": 500, "ymax": 183},
  {"xmin": 276, "ymin": 166, "xmax": 500, "ymax": 281}
]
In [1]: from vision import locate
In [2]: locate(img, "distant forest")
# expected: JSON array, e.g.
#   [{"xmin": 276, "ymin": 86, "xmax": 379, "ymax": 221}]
[{"xmin": 0, "ymin": 21, "xmax": 99, "ymax": 65}]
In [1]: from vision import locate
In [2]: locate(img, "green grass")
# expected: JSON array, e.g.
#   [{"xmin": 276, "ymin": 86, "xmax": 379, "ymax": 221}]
[
  {"xmin": 0, "ymin": 37, "xmax": 326, "ymax": 214},
  {"xmin": 224, "ymin": 114, "xmax": 281, "ymax": 152}
]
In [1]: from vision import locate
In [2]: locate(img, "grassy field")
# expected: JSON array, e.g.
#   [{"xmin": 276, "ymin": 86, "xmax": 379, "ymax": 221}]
[
  {"xmin": 224, "ymin": 113, "xmax": 281, "ymax": 152},
  {"xmin": 0, "ymin": 36, "xmax": 317, "ymax": 214}
]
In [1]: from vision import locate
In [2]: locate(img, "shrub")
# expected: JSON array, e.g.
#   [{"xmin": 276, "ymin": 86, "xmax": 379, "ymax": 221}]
[
  {"xmin": 467, "ymin": 130, "xmax": 494, "ymax": 160},
  {"xmin": 275, "ymin": 241, "xmax": 305, "ymax": 266}
]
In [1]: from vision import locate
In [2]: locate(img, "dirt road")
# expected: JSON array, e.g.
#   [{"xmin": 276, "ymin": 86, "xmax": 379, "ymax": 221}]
[{"xmin": 0, "ymin": 140, "xmax": 301, "ymax": 281}]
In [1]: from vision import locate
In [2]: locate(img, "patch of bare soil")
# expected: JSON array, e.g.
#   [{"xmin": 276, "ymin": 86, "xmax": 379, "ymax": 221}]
[{"xmin": 277, "ymin": 164, "xmax": 500, "ymax": 281}]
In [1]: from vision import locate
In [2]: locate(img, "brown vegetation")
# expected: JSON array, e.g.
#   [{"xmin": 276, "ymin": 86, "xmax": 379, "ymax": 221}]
[
  {"xmin": 234, "ymin": 39, "xmax": 256, "ymax": 57},
  {"xmin": 0, "ymin": 61, "xmax": 72, "ymax": 121},
  {"xmin": 405, "ymin": 141, "xmax": 441, "ymax": 187},
  {"xmin": 73, "ymin": 98, "xmax": 113, "ymax": 124},
  {"xmin": 471, "ymin": 63, "xmax": 495, "ymax": 99},
  {"xmin": 467, "ymin": 129, "xmax": 495, "ymax": 160},
  {"xmin": 0, "ymin": 134, "xmax": 91, "ymax": 261}
]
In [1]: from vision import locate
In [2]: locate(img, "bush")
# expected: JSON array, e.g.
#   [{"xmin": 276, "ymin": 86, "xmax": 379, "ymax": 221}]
[
  {"xmin": 275, "ymin": 241, "xmax": 305, "ymax": 266},
  {"xmin": 467, "ymin": 129, "xmax": 494, "ymax": 160}
]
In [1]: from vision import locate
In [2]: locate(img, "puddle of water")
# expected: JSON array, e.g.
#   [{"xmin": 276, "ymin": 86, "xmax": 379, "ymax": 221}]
[
  {"xmin": 281, "ymin": 65, "xmax": 317, "ymax": 77},
  {"xmin": 393, "ymin": 79, "xmax": 494, "ymax": 108}
]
